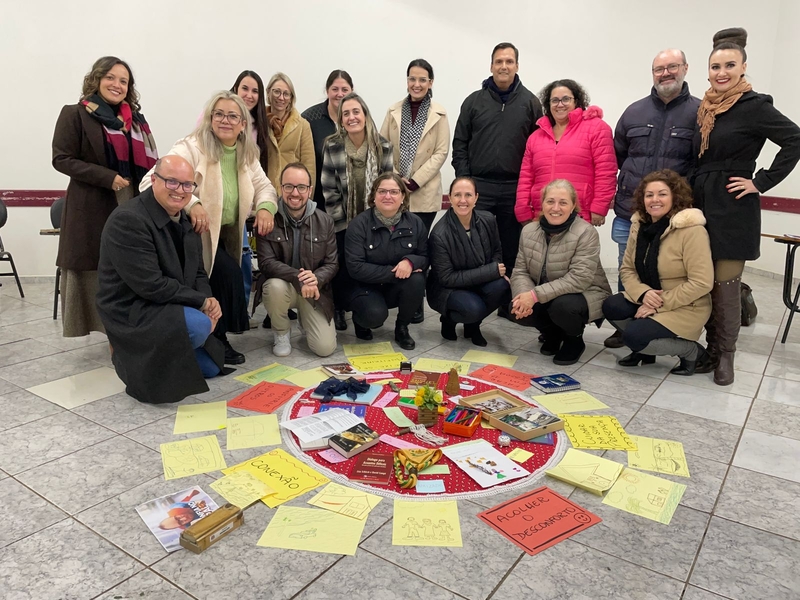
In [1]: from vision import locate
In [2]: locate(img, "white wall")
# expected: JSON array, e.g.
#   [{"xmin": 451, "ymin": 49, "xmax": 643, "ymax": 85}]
[{"xmin": 1, "ymin": 0, "xmax": 797, "ymax": 276}]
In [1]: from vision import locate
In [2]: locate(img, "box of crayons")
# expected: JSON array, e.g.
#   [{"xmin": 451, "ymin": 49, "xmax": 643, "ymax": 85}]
[{"xmin": 442, "ymin": 406, "xmax": 482, "ymax": 437}]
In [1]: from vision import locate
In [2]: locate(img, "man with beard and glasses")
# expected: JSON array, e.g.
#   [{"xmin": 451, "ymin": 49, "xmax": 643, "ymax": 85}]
[{"xmin": 605, "ymin": 48, "xmax": 701, "ymax": 348}]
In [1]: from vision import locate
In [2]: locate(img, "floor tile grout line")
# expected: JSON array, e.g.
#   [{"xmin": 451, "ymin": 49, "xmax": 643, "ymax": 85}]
[
  {"xmin": 86, "ymin": 567, "xmax": 202, "ymax": 600},
  {"xmin": 286, "ymin": 555, "xmax": 347, "ymax": 600},
  {"xmin": 484, "ymin": 551, "xmax": 526, "ymax": 600}
]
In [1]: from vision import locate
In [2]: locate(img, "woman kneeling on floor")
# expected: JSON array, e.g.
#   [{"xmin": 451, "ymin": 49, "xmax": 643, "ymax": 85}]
[
  {"xmin": 509, "ymin": 179, "xmax": 611, "ymax": 366},
  {"xmin": 602, "ymin": 169, "xmax": 713, "ymax": 374}
]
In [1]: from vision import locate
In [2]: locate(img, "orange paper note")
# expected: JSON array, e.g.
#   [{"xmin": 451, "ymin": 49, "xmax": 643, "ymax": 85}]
[
  {"xmin": 227, "ymin": 381, "xmax": 300, "ymax": 414},
  {"xmin": 477, "ymin": 486, "xmax": 601, "ymax": 556},
  {"xmin": 470, "ymin": 364, "xmax": 535, "ymax": 391}
]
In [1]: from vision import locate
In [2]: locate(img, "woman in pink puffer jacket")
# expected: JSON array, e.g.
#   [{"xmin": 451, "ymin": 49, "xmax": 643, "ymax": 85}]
[{"xmin": 515, "ymin": 79, "xmax": 617, "ymax": 226}]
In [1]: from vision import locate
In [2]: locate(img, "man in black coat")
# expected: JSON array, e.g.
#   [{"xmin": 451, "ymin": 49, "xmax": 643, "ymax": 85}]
[
  {"xmin": 97, "ymin": 156, "xmax": 226, "ymax": 404},
  {"xmin": 452, "ymin": 42, "xmax": 543, "ymax": 281}
]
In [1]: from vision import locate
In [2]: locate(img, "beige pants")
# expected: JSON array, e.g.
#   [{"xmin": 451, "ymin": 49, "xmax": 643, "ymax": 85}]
[{"xmin": 262, "ymin": 278, "xmax": 337, "ymax": 357}]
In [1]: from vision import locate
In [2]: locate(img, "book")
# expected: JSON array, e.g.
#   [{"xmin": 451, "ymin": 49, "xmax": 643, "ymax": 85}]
[
  {"xmin": 310, "ymin": 383, "xmax": 383, "ymax": 405},
  {"xmin": 135, "ymin": 486, "xmax": 219, "ymax": 552},
  {"xmin": 299, "ymin": 437, "xmax": 331, "ymax": 451},
  {"xmin": 498, "ymin": 408, "xmax": 561, "ymax": 433},
  {"xmin": 322, "ymin": 363, "xmax": 364, "ymax": 379},
  {"xmin": 546, "ymin": 448, "xmax": 624, "ymax": 495},
  {"xmin": 349, "ymin": 452, "xmax": 394, "ymax": 485},
  {"xmin": 408, "ymin": 370, "xmax": 442, "ymax": 387},
  {"xmin": 328, "ymin": 423, "xmax": 380, "ymax": 458},
  {"xmin": 530, "ymin": 374, "xmax": 581, "ymax": 393},
  {"xmin": 318, "ymin": 404, "xmax": 367, "ymax": 418}
]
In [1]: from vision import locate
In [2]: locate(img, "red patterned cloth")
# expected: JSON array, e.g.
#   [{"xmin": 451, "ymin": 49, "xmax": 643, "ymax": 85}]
[{"xmin": 287, "ymin": 372, "xmax": 561, "ymax": 496}]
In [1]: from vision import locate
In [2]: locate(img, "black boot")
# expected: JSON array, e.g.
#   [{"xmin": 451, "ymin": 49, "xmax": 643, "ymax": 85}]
[
  {"xmin": 440, "ymin": 315, "xmax": 457, "ymax": 341},
  {"xmin": 262, "ymin": 314, "xmax": 271, "ymax": 329},
  {"xmin": 464, "ymin": 322, "xmax": 487, "ymax": 347},
  {"xmin": 334, "ymin": 310, "xmax": 347, "ymax": 331},
  {"xmin": 553, "ymin": 334, "xmax": 585, "ymax": 366},
  {"xmin": 671, "ymin": 344, "xmax": 708, "ymax": 376},
  {"xmin": 411, "ymin": 305, "xmax": 425, "ymax": 324},
  {"xmin": 617, "ymin": 352, "xmax": 656, "ymax": 367},
  {"xmin": 353, "ymin": 322, "xmax": 373, "ymax": 340},
  {"xmin": 603, "ymin": 329, "xmax": 625, "ymax": 348},
  {"xmin": 540, "ymin": 330, "xmax": 564, "ymax": 356},
  {"xmin": 219, "ymin": 334, "xmax": 245, "ymax": 365},
  {"xmin": 395, "ymin": 322, "xmax": 416, "ymax": 350}
]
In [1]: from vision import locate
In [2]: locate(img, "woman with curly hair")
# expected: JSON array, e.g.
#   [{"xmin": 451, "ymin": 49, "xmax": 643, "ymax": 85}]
[
  {"xmin": 602, "ymin": 169, "xmax": 713, "ymax": 375},
  {"xmin": 52, "ymin": 56, "xmax": 158, "ymax": 337},
  {"xmin": 514, "ymin": 79, "xmax": 616, "ymax": 227}
]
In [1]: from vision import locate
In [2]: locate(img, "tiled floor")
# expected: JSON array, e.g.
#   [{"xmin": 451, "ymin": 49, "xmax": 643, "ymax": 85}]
[{"xmin": 1, "ymin": 274, "xmax": 799, "ymax": 600}]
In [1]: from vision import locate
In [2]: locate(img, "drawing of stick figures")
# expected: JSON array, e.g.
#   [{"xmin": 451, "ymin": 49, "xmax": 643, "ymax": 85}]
[
  {"xmin": 438, "ymin": 519, "xmax": 453, "ymax": 541},
  {"xmin": 402, "ymin": 517, "xmax": 420, "ymax": 539}
]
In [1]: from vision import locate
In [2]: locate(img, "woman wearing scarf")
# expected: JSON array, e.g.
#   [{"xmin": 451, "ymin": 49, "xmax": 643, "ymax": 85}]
[
  {"xmin": 692, "ymin": 28, "xmax": 800, "ymax": 385},
  {"xmin": 428, "ymin": 177, "xmax": 510, "ymax": 346},
  {"xmin": 141, "ymin": 90, "xmax": 277, "ymax": 365},
  {"xmin": 52, "ymin": 56, "xmax": 158, "ymax": 337},
  {"xmin": 321, "ymin": 92, "xmax": 393, "ymax": 332},
  {"xmin": 509, "ymin": 180, "xmax": 611, "ymax": 366},
  {"xmin": 603, "ymin": 170, "xmax": 713, "ymax": 375},
  {"xmin": 345, "ymin": 173, "xmax": 428, "ymax": 350}
]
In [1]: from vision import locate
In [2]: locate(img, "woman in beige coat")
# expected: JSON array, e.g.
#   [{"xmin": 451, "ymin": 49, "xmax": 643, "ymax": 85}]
[
  {"xmin": 510, "ymin": 179, "xmax": 611, "ymax": 365},
  {"xmin": 602, "ymin": 169, "xmax": 713, "ymax": 375},
  {"xmin": 141, "ymin": 90, "xmax": 277, "ymax": 364}
]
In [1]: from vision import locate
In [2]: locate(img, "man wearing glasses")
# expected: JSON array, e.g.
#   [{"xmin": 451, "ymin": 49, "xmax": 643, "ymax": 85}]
[
  {"xmin": 97, "ymin": 155, "xmax": 228, "ymax": 404},
  {"xmin": 605, "ymin": 48, "xmax": 700, "ymax": 349},
  {"xmin": 254, "ymin": 163, "xmax": 338, "ymax": 357}
]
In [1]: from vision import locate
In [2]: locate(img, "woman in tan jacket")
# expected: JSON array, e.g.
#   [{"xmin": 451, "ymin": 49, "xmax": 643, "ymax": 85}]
[
  {"xmin": 602, "ymin": 170, "xmax": 713, "ymax": 375},
  {"xmin": 510, "ymin": 179, "xmax": 611, "ymax": 365}
]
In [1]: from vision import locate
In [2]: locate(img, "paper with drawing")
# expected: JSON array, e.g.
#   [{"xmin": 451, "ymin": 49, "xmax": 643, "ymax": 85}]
[
  {"xmin": 392, "ymin": 500, "xmax": 462, "ymax": 547},
  {"xmin": 173, "ymin": 401, "xmax": 227, "ymax": 434},
  {"xmin": 258, "ymin": 505, "xmax": 366, "ymax": 555},
  {"xmin": 602, "ymin": 468, "xmax": 686, "ymax": 524},
  {"xmin": 210, "ymin": 470, "xmax": 275, "ymax": 508},
  {"xmin": 307, "ymin": 483, "xmax": 382, "ymax": 520},
  {"xmin": 226, "ymin": 414, "xmax": 281, "ymax": 450},
  {"xmin": 442, "ymin": 439, "xmax": 529, "ymax": 488},
  {"xmin": 560, "ymin": 414, "xmax": 638, "ymax": 450},
  {"xmin": 545, "ymin": 448, "xmax": 624, "ymax": 495},
  {"xmin": 160, "ymin": 435, "xmax": 227, "ymax": 480},
  {"xmin": 628, "ymin": 435, "xmax": 690, "ymax": 477}
]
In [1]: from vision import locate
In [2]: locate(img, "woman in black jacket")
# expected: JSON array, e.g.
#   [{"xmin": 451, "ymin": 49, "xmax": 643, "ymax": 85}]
[
  {"xmin": 345, "ymin": 173, "xmax": 428, "ymax": 350},
  {"xmin": 428, "ymin": 177, "xmax": 510, "ymax": 345},
  {"xmin": 693, "ymin": 28, "xmax": 800, "ymax": 385}
]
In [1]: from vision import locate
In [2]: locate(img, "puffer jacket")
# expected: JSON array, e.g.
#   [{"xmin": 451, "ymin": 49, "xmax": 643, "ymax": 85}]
[
  {"xmin": 620, "ymin": 208, "xmax": 713, "ymax": 340},
  {"xmin": 613, "ymin": 83, "xmax": 700, "ymax": 220},
  {"xmin": 515, "ymin": 106, "xmax": 616, "ymax": 223},
  {"xmin": 510, "ymin": 216, "xmax": 611, "ymax": 320}
]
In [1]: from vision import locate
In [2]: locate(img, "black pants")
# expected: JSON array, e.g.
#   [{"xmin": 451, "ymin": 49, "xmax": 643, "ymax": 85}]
[
  {"xmin": 515, "ymin": 293, "xmax": 588, "ymax": 337},
  {"xmin": 602, "ymin": 293, "xmax": 675, "ymax": 352},
  {"xmin": 474, "ymin": 178, "xmax": 520, "ymax": 275},
  {"xmin": 412, "ymin": 211, "xmax": 437, "ymax": 236},
  {"xmin": 332, "ymin": 229, "xmax": 354, "ymax": 312},
  {"xmin": 350, "ymin": 272, "xmax": 426, "ymax": 329},
  {"xmin": 445, "ymin": 278, "xmax": 511, "ymax": 324},
  {"xmin": 210, "ymin": 243, "xmax": 249, "ymax": 335}
]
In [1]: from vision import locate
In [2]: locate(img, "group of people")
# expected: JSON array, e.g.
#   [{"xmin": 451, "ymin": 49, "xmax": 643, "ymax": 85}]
[{"xmin": 52, "ymin": 27, "xmax": 800, "ymax": 404}]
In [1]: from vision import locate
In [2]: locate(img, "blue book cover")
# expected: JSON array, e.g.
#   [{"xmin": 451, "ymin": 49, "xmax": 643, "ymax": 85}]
[
  {"xmin": 318, "ymin": 404, "xmax": 367, "ymax": 418},
  {"xmin": 529, "ymin": 374, "xmax": 581, "ymax": 393}
]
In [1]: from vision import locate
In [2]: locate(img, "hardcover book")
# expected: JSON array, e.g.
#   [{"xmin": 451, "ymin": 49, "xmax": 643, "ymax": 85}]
[
  {"xmin": 349, "ymin": 452, "xmax": 394, "ymax": 485},
  {"xmin": 328, "ymin": 423, "xmax": 380, "ymax": 458},
  {"xmin": 322, "ymin": 363, "xmax": 364, "ymax": 379}
]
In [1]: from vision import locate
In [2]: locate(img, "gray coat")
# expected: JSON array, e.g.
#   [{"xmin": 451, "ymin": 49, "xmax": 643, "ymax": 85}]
[
  {"xmin": 96, "ymin": 189, "xmax": 224, "ymax": 404},
  {"xmin": 511, "ymin": 217, "xmax": 611, "ymax": 321}
]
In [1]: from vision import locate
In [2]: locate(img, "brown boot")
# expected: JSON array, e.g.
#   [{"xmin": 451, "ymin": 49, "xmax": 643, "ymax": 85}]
[
  {"xmin": 713, "ymin": 277, "xmax": 741, "ymax": 386},
  {"xmin": 694, "ymin": 299, "xmax": 719, "ymax": 374}
]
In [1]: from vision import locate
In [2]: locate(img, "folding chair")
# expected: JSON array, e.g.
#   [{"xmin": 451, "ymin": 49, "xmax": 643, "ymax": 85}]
[{"xmin": 0, "ymin": 199, "xmax": 24, "ymax": 297}]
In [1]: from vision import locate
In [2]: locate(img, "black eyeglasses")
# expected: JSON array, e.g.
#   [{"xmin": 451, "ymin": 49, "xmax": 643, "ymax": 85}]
[
  {"xmin": 281, "ymin": 184, "xmax": 310, "ymax": 194},
  {"xmin": 154, "ymin": 172, "xmax": 197, "ymax": 193},
  {"xmin": 550, "ymin": 96, "xmax": 575, "ymax": 106}
]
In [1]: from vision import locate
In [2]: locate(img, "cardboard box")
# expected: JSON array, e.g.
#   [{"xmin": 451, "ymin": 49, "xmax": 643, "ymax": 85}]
[
  {"xmin": 179, "ymin": 504, "xmax": 244, "ymax": 554},
  {"xmin": 459, "ymin": 389, "xmax": 563, "ymax": 441}
]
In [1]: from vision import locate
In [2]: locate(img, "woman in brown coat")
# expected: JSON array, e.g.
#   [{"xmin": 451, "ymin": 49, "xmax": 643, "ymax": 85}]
[
  {"xmin": 602, "ymin": 170, "xmax": 713, "ymax": 375},
  {"xmin": 52, "ymin": 56, "xmax": 158, "ymax": 337}
]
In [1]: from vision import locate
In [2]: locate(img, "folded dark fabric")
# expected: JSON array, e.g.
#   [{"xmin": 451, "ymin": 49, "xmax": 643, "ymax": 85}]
[{"xmin": 313, "ymin": 377, "xmax": 370, "ymax": 403}]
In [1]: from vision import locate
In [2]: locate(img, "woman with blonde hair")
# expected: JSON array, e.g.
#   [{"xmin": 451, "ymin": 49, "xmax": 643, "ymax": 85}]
[{"xmin": 141, "ymin": 90, "xmax": 277, "ymax": 364}]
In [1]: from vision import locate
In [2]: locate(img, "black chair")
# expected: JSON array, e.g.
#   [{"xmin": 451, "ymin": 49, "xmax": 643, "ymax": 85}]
[
  {"xmin": 50, "ymin": 197, "xmax": 64, "ymax": 319},
  {"xmin": 0, "ymin": 199, "xmax": 24, "ymax": 297}
]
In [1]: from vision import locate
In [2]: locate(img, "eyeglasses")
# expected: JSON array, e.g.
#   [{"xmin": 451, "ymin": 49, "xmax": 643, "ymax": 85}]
[
  {"xmin": 154, "ymin": 172, "xmax": 197, "ymax": 193},
  {"xmin": 271, "ymin": 89, "xmax": 292, "ymax": 99},
  {"xmin": 550, "ymin": 96, "xmax": 574, "ymax": 106},
  {"xmin": 211, "ymin": 110, "xmax": 242, "ymax": 124},
  {"xmin": 281, "ymin": 184, "xmax": 310, "ymax": 194},
  {"xmin": 376, "ymin": 189, "xmax": 402, "ymax": 198},
  {"xmin": 652, "ymin": 63, "xmax": 685, "ymax": 76},
  {"xmin": 407, "ymin": 77, "xmax": 430, "ymax": 85}
]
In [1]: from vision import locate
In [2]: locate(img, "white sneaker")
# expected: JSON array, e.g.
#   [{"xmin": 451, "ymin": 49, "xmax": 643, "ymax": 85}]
[{"xmin": 273, "ymin": 331, "xmax": 292, "ymax": 357}]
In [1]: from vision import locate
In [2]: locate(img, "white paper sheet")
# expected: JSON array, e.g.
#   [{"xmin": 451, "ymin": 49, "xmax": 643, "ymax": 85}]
[{"xmin": 279, "ymin": 408, "xmax": 363, "ymax": 443}]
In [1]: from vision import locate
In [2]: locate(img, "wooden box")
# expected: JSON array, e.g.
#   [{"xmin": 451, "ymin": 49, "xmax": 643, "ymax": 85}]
[
  {"xmin": 179, "ymin": 504, "xmax": 244, "ymax": 554},
  {"xmin": 459, "ymin": 389, "xmax": 563, "ymax": 441}
]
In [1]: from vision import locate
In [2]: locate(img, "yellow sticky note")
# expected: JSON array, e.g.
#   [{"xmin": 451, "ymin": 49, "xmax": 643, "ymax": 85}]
[
  {"xmin": 413, "ymin": 358, "xmax": 471, "ymax": 374},
  {"xmin": 210, "ymin": 470, "xmax": 275, "ymax": 508},
  {"xmin": 461, "ymin": 350, "xmax": 518, "ymax": 368},
  {"xmin": 392, "ymin": 500, "xmax": 462, "ymax": 547},
  {"xmin": 343, "ymin": 341, "xmax": 395, "ymax": 357},
  {"xmin": 628, "ymin": 435, "xmax": 690, "ymax": 478},
  {"xmin": 383, "ymin": 406, "xmax": 415, "ymax": 428},
  {"xmin": 173, "ymin": 401, "xmax": 227, "ymax": 435},
  {"xmin": 371, "ymin": 378, "xmax": 402, "ymax": 385},
  {"xmin": 160, "ymin": 435, "xmax": 227, "ymax": 480},
  {"xmin": 226, "ymin": 414, "xmax": 281, "ymax": 450},
  {"xmin": 307, "ymin": 483, "xmax": 382, "ymax": 520},
  {"xmin": 602, "ymin": 468, "xmax": 686, "ymax": 524},
  {"xmin": 419, "ymin": 464, "xmax": 450, "ymax": 475},
  {"xmin": 223, "ymin": 448, "xmax": 329, "ymax": 508},
  {"xmin": 284, "ymin": 367, "xmax": 329, "ymax": 388},
  {"xmin": 399, "ymin": 389, "xmax": 417, "ymax": 398},
  {"xmin": 349, "ymin": 352, "xmax": 408, "ymax": 373},
  {"xmin": 481, "ymin": 421, "xmax": 497, "ymax": 430},
  {"xmin": 258, "ymin": 505, "xmax": 366, "ymax": 555},
  {"xmin": 561, "ymin": 415, "xmax": 637, "ymax": 450},
  {"xmin": 234, "ymin": 362, "xmax": 300, "ymax": 385},
  {"xmin": 507, "ymin": 448, "xmax": 534, "ymax": 463},
  {"xmin": 534, "ymin": 391, "xmax": 609, "ymax": 414},
  {"xmin": 546, "ymin": 448, "xmax": 624, "ymax": 495}
]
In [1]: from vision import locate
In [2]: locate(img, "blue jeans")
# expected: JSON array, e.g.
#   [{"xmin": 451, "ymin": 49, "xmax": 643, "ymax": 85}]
[
  {"xmin": 445, "ymin": 278, "xmax": 511, "ymax": 324},
  {"xmin": 611, "ymin": 217, "xmax": 632, "ymax": 292},
  {"xmin": 184, "ymin": 307, "xmax": 220, "ymax": 378}
]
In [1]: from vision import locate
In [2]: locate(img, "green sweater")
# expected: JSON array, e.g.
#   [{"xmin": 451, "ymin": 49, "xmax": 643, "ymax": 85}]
[{"xmin": 219, "ymin": 144, "xmax": 276, "ymax": 226}]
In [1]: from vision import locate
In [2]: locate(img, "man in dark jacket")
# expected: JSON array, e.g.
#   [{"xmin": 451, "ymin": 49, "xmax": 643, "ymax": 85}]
[
  {"xmin": 452, "ymin": 42, "xmax": 543, "ymax": 281},
  {"xmin": 606, "ymin": 48, "xmax": 701, "ymax": 348},
  {"xmin": 97, "ymin": 156, "xmax": 225, "ymax": 404},
  {"xmin": 256, "ymin": 163, "xmax": 339, "ymax": 357}
]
